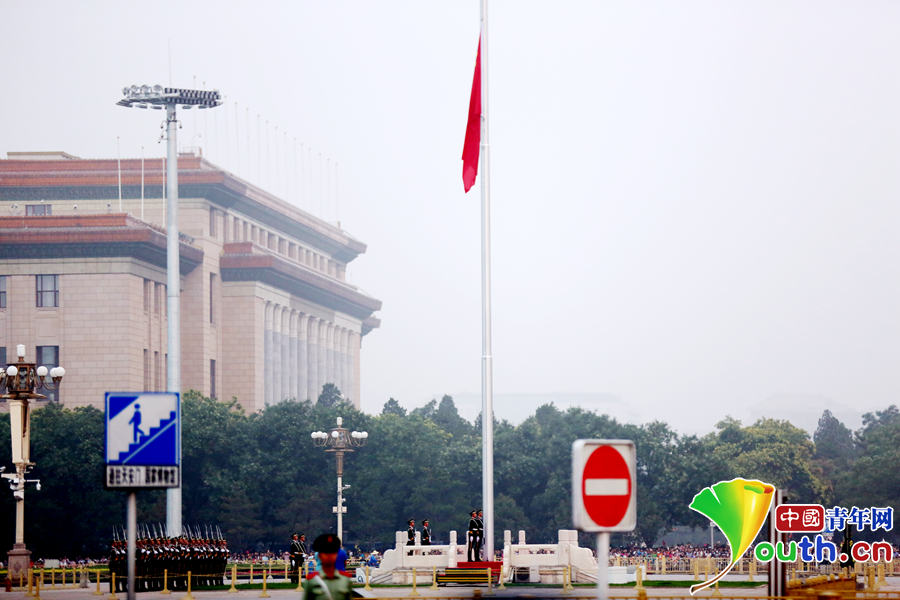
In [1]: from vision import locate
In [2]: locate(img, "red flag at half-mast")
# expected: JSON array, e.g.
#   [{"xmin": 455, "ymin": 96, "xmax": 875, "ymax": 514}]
[{"xmin": 462, "ymin": 38, "xmax": 481, "ymax": 193}]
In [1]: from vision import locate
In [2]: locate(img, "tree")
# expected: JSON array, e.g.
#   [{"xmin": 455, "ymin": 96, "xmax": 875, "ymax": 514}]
[
  {"xmin": 318, "ymin": 383, "xmax": 345, "ymax": 407},
  {"xmin": 841, "ymin": 406, "xmax": 899, "ymax": 526},
  {"xmin": 381, "ymin": 398, "xmax": 406, "ymax": 416},
  {"xmin": 813, "ymin": 410, "xmax": 856, "ymax": 505}
]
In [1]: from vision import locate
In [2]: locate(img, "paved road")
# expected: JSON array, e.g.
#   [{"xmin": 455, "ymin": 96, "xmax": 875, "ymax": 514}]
[{"xmin": 13, "ymin": 576, "xmax": 900, "ymax": 600}]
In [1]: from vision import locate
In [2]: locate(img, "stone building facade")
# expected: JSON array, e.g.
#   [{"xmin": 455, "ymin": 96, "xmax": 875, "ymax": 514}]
[{"xmin": 0, "ymin": 151, "xmax": 381, "ymax": 412}]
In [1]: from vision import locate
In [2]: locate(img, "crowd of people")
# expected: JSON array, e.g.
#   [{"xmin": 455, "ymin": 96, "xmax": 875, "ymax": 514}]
[{"xmin": 610, "ymin": 543, "xmax": 732, "ymax": 559}]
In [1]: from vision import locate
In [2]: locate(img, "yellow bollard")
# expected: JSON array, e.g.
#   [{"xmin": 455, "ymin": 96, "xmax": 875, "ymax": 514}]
[
  {"xmin": 51, "ymin": 569, "xmax": 55, "ymax": 588},
  {"xmin": 408, "ymin": 568, "xmax": 421, "ymax": 597},
  {"xmin": 661, "ymin": 555, "xmax": 666, "ymax": 575},
  {"xmin": 865, "ymin": 565, "xmax": 875, "ymax": 591},
  {"xmin": 296, "ymin": 566, "xmax": 304, "ymax": 592},
  {"xmin": 160, "ymin": 568, "xmax": 171, "ymax": 595},
  {"xmin": 692, "ymin": 558, "xmax": 699, "ymax": 580},
  {"xmin": 364, "ymin": 565, "xmax": 372, "ymax": 591},
  {"xmin": 34, "ymin": 576, "xmax": 41, "ymax": 600},
  {"xmin": 249, "ymin": 564, "xmax": 254, "ymax": 585},
  {"xmin": 108, "ymin": 573, "xmax": 117, "ymax": 600},
  {"xmin": 878, "ymin": 562, "xmax": 886, "ymax": 587},
  {"xmin": 615, "ymin": 555, "xmax": 621, "ymax": 567},
  {"xmin": 712, "ymin": 578, "xmax": 722, "ymax": 597},
  {"xmin": 486, "ymin": 567, "xmax": 494, "ymax": 596},
  {"xmin": 230, "ymin": 565, "xmax": 239, "ymax": 593},
  {"xmin": 27, "ymin": 569, "xmax": 34, "ymax": 597},
  {"xmin": 259, "ymin": 568, "xmax": 270, "ymax": 598},
  {"xmin": 431, "ymin": 566, "xmax": 439, "ymax": 590},
  {"xmin": 284, "ymin": 563, "xmax": 288, "ymax": 582},
  {"xmin": 184, "ymin": 570, "xmax": 195, "ymax": 600},
  {"xmin": 749, "ymin": 559, "xmax": 756, "ymax": 581},
  {"xmin": 304, "ymin": 560, "xmax": 309, "ymax": 580},
  {"xmin": 635, "ymin": 565, "xmax": 647, "ymax": 600},
  {"xmin": 498, "ymin": 567, "xmax": 506, "ymax": 591},
  {"xmin": 93, "ymin": 570, "xmax": 103, "ymax": 596}
]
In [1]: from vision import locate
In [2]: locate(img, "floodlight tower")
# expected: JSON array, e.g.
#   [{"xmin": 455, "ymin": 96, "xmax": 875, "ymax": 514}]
[{"xmin": 117, "ymin": 84, "xmax": 222, "ymax": 537}]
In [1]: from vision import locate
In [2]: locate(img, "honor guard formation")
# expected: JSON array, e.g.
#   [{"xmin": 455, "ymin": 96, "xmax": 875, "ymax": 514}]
[{"xmin": 109, "ymin": 524, "xmax": 229, "ymax": 592}]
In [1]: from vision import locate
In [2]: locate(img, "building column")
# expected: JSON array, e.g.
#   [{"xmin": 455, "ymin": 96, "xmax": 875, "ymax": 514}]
[
  {"xmin": 281, "ymin": 308, "xmax": 290, "ymax": 402},
  {"xmin": 288, "ymin": 311, "xmax": 297, "ymax": 401},
  {"xmin": 337, "ymin": 328, "xmax": 348, "ymax": 397},
  {"xmin": 307, "ymin": 316, "xmax": 319, "ymax": 402},
  {"xmin": 272, "ymin": 305, "xmax": 283, "ymax": 403},
  {"xmin": 317, "ymin": 320, "xmax": 328, "ymax": 398},
  {"xmin": 325, "ymin": 323, "xmax": 334, "ymax": 388},
  {"xmin": 355, "ymin": 331, "xmax": 362, "ymax": 404},
  {"xmin": 264, "ymin": 302, "xmax": 273, "ymax": 406},
  {"xmin": 345, "ymin": 330, "xmax": 354, "ymax": 399},
  {"xmin": 297, "ymin": 313, "xmax": 308, "ymax": 401},
  {"xmin": 333, "ymin": 327, "xmax": 343, "ymax": 396}
]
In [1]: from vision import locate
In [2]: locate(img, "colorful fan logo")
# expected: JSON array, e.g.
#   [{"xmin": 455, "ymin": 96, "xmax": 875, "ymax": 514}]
[{"xmin": 688, "ymin": 478, "xmax": 776, "ymax": 595}]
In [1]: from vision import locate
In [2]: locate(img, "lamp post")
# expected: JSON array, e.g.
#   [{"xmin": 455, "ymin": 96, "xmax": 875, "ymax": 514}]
[
  {"xmin": 2, "ymin": 344, "xmax": 64, "ymax": 579},
  {"xmin": 117, "ymin": 84, "xmax": 221, "ymax": 537},
  {"xmin": 311, "ymin": 417, "xmax": 368, "ymax": 541}
]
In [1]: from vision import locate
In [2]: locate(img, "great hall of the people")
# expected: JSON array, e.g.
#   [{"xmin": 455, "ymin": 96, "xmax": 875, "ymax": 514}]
[{"xmin": 0, "ymin": 151, "xmax": 381, "ymax": 412}]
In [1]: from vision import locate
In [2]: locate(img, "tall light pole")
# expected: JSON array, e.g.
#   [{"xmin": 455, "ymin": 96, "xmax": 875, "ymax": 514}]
[
  {"xmin": 311, "ymin": 416, "xmax": 368, "ymax": 541},
  {"xmin": 117, "ymin": 84, "xmax": 222, "ymax": 536},
  {"xmin": 2, "ymin": 344, "xmax": 65, "ymax": 579}
]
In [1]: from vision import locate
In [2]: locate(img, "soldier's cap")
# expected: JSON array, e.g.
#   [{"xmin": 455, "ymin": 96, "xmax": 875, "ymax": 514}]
[
  {"xmin": 408, "ymin": 519, "xmax": 415, "ymax": 524},
  {"xmin": 292, "ymin": 533, "xmax": 299, "ymax": 538},
  {"xmin": 312, "ymin": 533, "xmax": 342, "ymax": 553},
  {"xmin": 423, "ymin": 519, "xmax": 429, "ymax": 523}
]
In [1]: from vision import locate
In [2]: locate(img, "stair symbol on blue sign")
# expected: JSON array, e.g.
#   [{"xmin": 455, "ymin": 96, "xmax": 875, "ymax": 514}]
[{"xmin": 118, "ymin": 411, "xmax": 177, "ymax": 464}]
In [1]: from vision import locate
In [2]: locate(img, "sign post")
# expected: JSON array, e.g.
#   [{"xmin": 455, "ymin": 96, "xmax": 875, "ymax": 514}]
[
  {"xmin": 105, "ymin": 392, "xmax": 180, "ymax": 600},
  {"xmin": 572, "ymin": 440, "xmax": 636, "ymax": 600}
]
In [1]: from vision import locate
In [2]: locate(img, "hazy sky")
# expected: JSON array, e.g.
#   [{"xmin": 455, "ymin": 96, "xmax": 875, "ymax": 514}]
[{"xmin": 3, "ymin": 1, "xmax": 899, "ymax": 435}]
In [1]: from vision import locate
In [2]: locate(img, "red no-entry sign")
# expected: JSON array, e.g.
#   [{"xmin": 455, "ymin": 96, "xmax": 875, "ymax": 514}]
[{"xmin": 572, "ymin": 440, "xmax": 636, "ymax": 532}]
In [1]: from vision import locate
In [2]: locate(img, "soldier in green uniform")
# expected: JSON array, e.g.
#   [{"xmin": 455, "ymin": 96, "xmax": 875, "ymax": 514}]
[
  {"xmin": 290, "ymin": 533, "xmax": 307, "ymax": 583},
  {"xmin": 421, "ymin": 520, "xmax": 432, "ymax": 546},
  {"xmin": 407, "ymin": 519, "xmax": 416, "ymax": 545},
  {"xmin": 467, "ymin": 511, "xmax": 478, "ymax": 561},
  {"xmin": 303, "ymin": 534, "xmax": 353, "ymax": 600}
]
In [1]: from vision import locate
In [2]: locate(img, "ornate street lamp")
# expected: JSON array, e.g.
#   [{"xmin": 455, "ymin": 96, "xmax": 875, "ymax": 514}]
[
  {"xmin": 1, "ymin": 344, "xmax": 64, "ymax": 578},
  {"xmin": 311, "ymin": 417, "xmax": 367, "ymax": 542}
]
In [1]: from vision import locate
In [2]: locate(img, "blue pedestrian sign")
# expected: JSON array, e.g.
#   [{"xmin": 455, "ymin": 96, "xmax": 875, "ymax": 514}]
[{"xmin": 105, "ymin": 392, "xmax": 180, "ymax": 489}]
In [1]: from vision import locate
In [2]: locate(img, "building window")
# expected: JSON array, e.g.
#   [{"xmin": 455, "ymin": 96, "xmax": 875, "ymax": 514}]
[
  {"xmin": 0, "ymin": 276, "xmax": 6, "ymax": 309},
  {"xmin": 36, "ymin": 346, "xmax": 59, "ymax": 402},
  {"xmin": 209, "ymin": 208, "xmax": 217, "ymax": 238},
  {"xmin": 143, "ymin": 279, "xmax": 150, "ymax": 312},
  {"xmin": 0, "ymin": 347, "xmax": 5, "ymax": 393},
  {"xmin": 154, "ymin": 351, "xmax": 160, "ymax": 391},
  {"xmin": 210, "ymin": 359, "xmax": 216, "ymax": 399},
  {"xmin": 155, "ymin": 283, "xmax": 162, "ymax": 314},
  {"xmin": 25, "ymin": 204, "xmax": 51, "ymax": 216},
  {"xmin": 35, "ymin": 275, "xmax": 59, "ymax": 308},
  {"xmin": 143, "ymin": 349, "xmax": 150, "ymax": 390},
  {"xmin": 209, "ymin": 273, "xmax": 217, "ymax": 323}
]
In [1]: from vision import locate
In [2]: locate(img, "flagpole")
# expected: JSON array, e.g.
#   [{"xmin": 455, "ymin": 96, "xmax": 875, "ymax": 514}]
[{"xmin": 480, "ymin": 0, "xmax": 495, "ymax": 563}]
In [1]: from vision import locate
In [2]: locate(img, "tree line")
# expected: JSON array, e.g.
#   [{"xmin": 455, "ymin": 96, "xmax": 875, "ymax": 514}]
[{"xmin": 0, "ymin": 389, "xmax": 896, "ymax": 559}]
